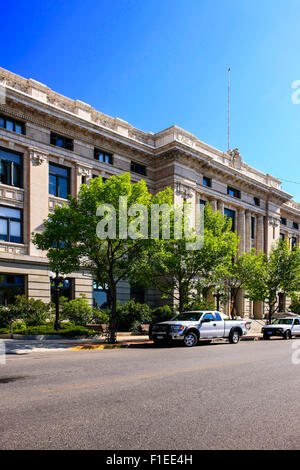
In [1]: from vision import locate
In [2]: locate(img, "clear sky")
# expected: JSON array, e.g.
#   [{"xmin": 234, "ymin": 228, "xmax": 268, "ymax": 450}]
[{"xmin": 1, "ymin": 0, "xmax": 300, "ymax": 200}]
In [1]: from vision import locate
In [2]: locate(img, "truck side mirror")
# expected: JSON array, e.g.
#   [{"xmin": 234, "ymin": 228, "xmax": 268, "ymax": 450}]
[{"xmin": 202, "ymin": 318, "xmax": 211, "ymax": 323}]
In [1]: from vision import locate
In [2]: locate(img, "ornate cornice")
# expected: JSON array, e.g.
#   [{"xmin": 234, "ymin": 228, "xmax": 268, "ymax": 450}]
[{"xmin": 29, "ymin": 147, "xmax": 48, "ymax": 165}]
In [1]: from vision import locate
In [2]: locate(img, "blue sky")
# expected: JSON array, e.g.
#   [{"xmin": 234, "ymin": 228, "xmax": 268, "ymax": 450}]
[{"xmin": 1, "ymin": 0, "xmax": 300, "ymax": 200}]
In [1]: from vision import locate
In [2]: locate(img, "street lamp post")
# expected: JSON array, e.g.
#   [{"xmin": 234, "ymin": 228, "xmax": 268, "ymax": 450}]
[{"xmin": 49, "ymin": 271, "xmax": 66, "ymax": 331}]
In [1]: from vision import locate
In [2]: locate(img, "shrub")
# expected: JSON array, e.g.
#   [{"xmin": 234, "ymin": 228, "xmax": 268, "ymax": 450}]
[
  {"xmin": 61, "ymin": 294, "xmax": 93, "ymax": 325},
  {"xmin": 12, "ymin": 295, "xmax": 51, "ymax": 326},
  {"xmin": 10, "ymin": 323, "xmax": 97, "ymax": 337},
  {"xmin": 150, "ymin": 305, "xmax": 174, "ymax": 324},
  {"xmin": 92, "ymin": 308, "xmax": 110, "ymax": 324},
  {"xmin": 289, "ymin": 295, "xmax": 300, "ymax": 315},
  {"xmin": 117, "ymin": 300, "xmax": 152, "ymax": 331},
  {"xmin": 0, "ymin": 305, "xmax": 16, "ymax": 328}
]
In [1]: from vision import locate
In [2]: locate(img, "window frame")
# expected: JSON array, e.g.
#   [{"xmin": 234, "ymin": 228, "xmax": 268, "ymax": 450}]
[
  {"xmin": 254, "ymin": 197, "xmax": 260, "ymax": 207},
  {"xmin": 130, "ymin": 161, "xmax": 147, "ymax": 176},
  {"xmin": 227, "ymin": 186, "xmax": 241, "ymax": 199},
  {"xmin": 49, "ymin": 162, "xmax": 71, "ymax": 199},
  {"xmin": 224, "ymin": 208, "xmax": 236, "ymax": 232},
  {"xmin": 0, "ymin": 204, "xmax": 23, "ymax": 244},
  {"xmin": 94, "ymin": 148, "xmax": 113, "ymax": 165},
  {"xmin": 0, "ymin": 147, "xmax": 23, "ymax": 188},
  {"xmin": 0, "ymin": 115, "xmax": 25, "ymax": 135},
  {"xmin": 202, "ymin": 176, "xmax": 212, "ymax": 187},
  {"xmin": 50, "ymin": 132, "xmax": 74, "ymax": 151}
]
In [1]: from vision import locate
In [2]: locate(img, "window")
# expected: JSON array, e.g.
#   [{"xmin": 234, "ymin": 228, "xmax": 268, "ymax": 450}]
[
  {"xmin": 280, "ymin": 233, "xmax": 285, "ymax": 241},
  {"xmin": 50, "ymin": 132, "xmax": 73, "ymax": 151},
  {"xmin": 0, "ymin": 274, "xmax": 25, "ymax": 306},
  {"xmin": 202, "ymin": 313, "xmax": 215, "ymax": 321},
  {"xmin": 224, "ymin": 208, "xmax": 236, "ymax": 231},
  {"xmin": 293, "ymin": 222, "xmax": 299, "ymax": 230},
  {"xmin": 0, "ymin": 148, "xmax": 23, "ymax": 188},
  {"xmin": 251, "ymin": 217, "xmax": 256, "ymax": 239},
  {"xmin": 92, "ymin": 174, "xmax": 107, "ymax": 183},
  {"xmin": 291, "ymin": 237, "xmax": 297, "ymax": 250},
  {"xmin": 0, "ymin": 205, "xmax": 22, "ymax": 243},
  {"xmin": 214, "ymin": 312, "xmax": 222, "ymax": 321},
  {"xmin": 200, "ymin": 199, "xmax": 206, "ymax": 206},
  {"xmin": 227, "ymin": 186, "xmax": 241, "ymax": 199},
  {"xmin": 254, "ymin": 197, "xmax": 260, "ymax": 206},
  {"xmin": 93, "ymin": 282, "xmax": 109, "ymax": 309},
  {"xmin": 51, "ymin": 278, "xmax": 73, "ymax": 302},
  {"xmin": 280, "ymin": 217, "xmax": 287, "ymax": 226},
  {"xmin": 202, "ymin": 176, "xmax": 211, "ymax": 187},
  {"xmin": 130, "ymin": 286, "xmax": 145, "ymax": 304},
  {"xmin": 0, "ymin": 115, "xmax": 25, "ymax": 134},
  {"xmin": 94, "ymin": 148, "xmax": 113, "ymax": 165},
  {"xmin": 131, "ymin": 161, "xmax": 147, "ymax": 176},
  {"xmin": 49, "ymin": 163, "xmax": 70, "ymax": 199}
]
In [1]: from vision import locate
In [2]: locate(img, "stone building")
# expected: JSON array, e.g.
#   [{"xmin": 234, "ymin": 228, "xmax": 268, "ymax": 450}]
[{"xmin": 0, "ymin": 66, "xmax": 299, "ymax": 317}]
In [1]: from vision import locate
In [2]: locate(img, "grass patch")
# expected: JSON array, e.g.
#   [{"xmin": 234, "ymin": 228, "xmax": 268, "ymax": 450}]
[{"xmin": 0, "ymin": 323, "xmax": 98, "ymax": 337}]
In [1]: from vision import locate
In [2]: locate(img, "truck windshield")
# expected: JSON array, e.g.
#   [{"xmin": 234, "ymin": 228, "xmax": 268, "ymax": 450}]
[
  {"xmin": 174, "ymin": 312, "xmax": 203, "ymax": 322},
  {"xmin": 272, "ymin": 319, "xmax": 293, "ymax": 325}
]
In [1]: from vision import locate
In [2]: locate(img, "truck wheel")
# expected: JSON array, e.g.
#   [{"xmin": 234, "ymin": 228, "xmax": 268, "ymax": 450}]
[
  {"xmin": 229, "ymin": 329, "xmax": 240, "ymax": 344},
  {"xmin": 183, "ymin": 332, "xmax": 198, "ymax": 347},
  {"xmin": 283, "ymin": 330, "xmax": 291, "ymax": 340}
]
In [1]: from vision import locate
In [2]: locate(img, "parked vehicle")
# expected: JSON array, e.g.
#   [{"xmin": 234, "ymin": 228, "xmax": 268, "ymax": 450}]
[
  {"xmin": 262, "ymin": 317, "xmax": 300, "ymax": 340},
  {"xmin": 150, "ymin": 311, "xmax": 251, "ymax": 347}
]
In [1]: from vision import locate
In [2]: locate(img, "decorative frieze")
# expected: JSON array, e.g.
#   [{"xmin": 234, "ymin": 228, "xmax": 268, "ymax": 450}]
[{"xmin": 0, "ymin": 184, "xmax": 23, "ymax": 202}]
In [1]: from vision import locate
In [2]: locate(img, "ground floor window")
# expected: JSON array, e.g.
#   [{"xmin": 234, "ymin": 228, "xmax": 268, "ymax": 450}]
[
  {"xmin": 93, "ymin": 282, "xmax": 108, "ymax": 308},
  {"xmin": 0, "ymin": 273, "xmax": 25, "ymax": 306},
  {"xmin": 130, "ymin": 286, "xmax": 145, "ymax": 304},
  {"xmin": 51, "ymin": 278, "xmax": 74, "ymax": 302}
]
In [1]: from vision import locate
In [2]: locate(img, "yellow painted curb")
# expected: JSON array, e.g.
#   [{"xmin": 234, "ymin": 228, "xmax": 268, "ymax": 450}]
[{"xmin": 70, "ymin": 344, "xmax": 123, "ymax": 351}]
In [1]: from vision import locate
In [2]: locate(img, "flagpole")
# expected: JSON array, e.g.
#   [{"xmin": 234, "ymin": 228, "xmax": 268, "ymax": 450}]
[{"xmin": 228, "ymin": 67, "xmax": 231, "ymax": 152}]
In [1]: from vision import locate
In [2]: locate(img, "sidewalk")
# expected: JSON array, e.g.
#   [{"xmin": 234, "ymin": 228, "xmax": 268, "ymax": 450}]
[{"xmin": 2, "ymin": 331, "xmax": 262, "ymax": 355}]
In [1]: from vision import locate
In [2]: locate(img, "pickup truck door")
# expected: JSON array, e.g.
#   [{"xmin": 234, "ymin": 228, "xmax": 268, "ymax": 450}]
[
  {"xmin": 292, "ymin": 318, "xmax": 300, "ymax": 336},
  {"xmin": 213, "ymin": 312, "xmax": 225, "ymax": 337},
  {"xmin": 199, "ymin": 313, "xmax": 217, "ymax": 338}
]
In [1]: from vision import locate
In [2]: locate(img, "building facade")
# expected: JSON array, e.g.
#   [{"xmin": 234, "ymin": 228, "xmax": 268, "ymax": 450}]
[{"xmin": 0, "ymin": 66, "xmax": 299, "ymax": 317}]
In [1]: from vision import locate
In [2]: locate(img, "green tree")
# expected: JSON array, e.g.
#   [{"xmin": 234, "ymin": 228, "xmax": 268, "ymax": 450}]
[
  {"xmin": 33, "ymin": 173, "xmax": 172, "ymax": 343},
  {"xmin": 140, "ymin": 203, "xmax": 239, "ymax": 313},
  {"xmin": 61, "ymin": 294, "xmax": 93, "ymax": 325},
  {"xmin": 223, "ymin": 249, "xmax": 263, "ymax": 318},
  {"xmin": 245, "ymin": 240, "xmax": 300, "ymax": 322}
]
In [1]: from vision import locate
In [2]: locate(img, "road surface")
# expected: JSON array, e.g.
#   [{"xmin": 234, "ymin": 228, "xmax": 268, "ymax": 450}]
[{"xmin": 1, "ymin": 339, "xmax": 300, "ymax": 450}]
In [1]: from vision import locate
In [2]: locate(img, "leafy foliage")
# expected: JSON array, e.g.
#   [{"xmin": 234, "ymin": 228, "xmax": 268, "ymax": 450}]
[
  {"xmin": 12, "ymin": 295, "xmax": 51, "ymax": 326},
  {"xmin": 61, "ymin": 294, "xmax": 93, "ymax": 325}
]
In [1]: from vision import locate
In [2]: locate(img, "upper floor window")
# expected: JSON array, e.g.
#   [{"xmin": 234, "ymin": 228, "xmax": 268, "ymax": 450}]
[
  {"xmin": 49, "ymin": 163, "xmax": 70, "ymax": 199},
  {"xmin": 0, "ymin": 148, "xmax": 23, "ymax": 188},
  {"xmin": 280, "ymin": 217, "xmax": 287, "ymax": 226},
  {"xmin": 92, "ymin": 174, "xmax": 107, "ymax": 183},
  {"xmin": 224, "ymin": 208, "xmax": 236, "ymax": 232},
  {"xmin": 227, "ymin": 186, "xmax": 241, "ymax": 199},
  {"xmin": 291, "ymin": 236, "xmax": 297, "ymax": 250},
  {"xmin": 0, "ymin": 205, "xmax": 22, "ymax": 243},
  {"xmin": 199, "ymin": 199, "xmax": 206, "ymax": 206},
  {"xmin": 50, "ymin": 132, "xmax": 73, "ymax": 151},
  {"xmin": 254, "ymin": 197, "xmax": 260, "ymax": 206},
  {"xmin": 280, "ymin": 233, "xmax": 285, "ymax": 241},
  {"xmin": 293, "ymin": 222, "xmax": 299, "ymax": 230},
  {"xmin": 94, "ymin": 148, "xmax": 113, "ymax": 165},
  {"xmin": 0, "ymin": 115, "xmax": 25, "ymax": 135},
  {"xmin": 131, "ymin": 161, "xmax": 147, "ymax": 176},
  {"xmin": 251, "ymin": 216, "xmax": 256, "ymax": 239},
  {"xmin": 202, "ymin": 176, "xmax": 211, "ymax": 187}
]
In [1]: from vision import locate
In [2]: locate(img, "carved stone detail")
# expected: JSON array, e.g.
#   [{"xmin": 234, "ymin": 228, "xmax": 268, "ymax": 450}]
[
  {"xmin": 269, "ymin": 216, "xmax": 280, "ymax": 228},
  {"xmin": 29, "ymin": 148, "xmax": 48, "ymax": 166},
  {"xmin": 175, "ymin": 182, "xmax": 194, "ymax": 199}
]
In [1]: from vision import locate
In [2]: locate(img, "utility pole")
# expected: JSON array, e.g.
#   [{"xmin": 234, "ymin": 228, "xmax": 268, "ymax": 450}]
[{"xmin": 228, "ymin": 67, "xmax": 231, "ymax": 151}]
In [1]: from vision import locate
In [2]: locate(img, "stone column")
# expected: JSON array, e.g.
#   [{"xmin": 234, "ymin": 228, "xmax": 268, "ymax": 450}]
[
  {"xmin": 209, "ymin": 199, "xmax": 218, "ymax": 212},
  {"xmin": 28, "ymin": 148, "xmax": 49, "ymax": 257},
  {"xmin": 238, "ymin": 208, "xmax": 246, "ymax": 254},
  {"xmin": 245, "ymin": 211, "xmax": 252, "ymax": 253},
  {"xmin": 218, "ymin": 200, "xmax": 224, "ymax": 216},
  {"xmin": 76, "ymin": 165, "xmax": 92, "ymax": 197},
  {"xmin": 256, "ymin": 215, "xmax": 264, "ymax": 252}
]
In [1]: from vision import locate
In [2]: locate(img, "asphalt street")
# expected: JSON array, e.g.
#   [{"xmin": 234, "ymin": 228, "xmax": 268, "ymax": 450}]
[{"xmin": 1, "ymin": 339, "xmax": 300, "ymax": 450}]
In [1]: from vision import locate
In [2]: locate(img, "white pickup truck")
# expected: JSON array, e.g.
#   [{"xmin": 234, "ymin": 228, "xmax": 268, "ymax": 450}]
[
  {"xmin": 262, "ymin": 317, "xmax": 300, "ymax": 340},
  {"xmin": 150, "ymin": 311, "xmax": 251, "ymax": 347}
]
